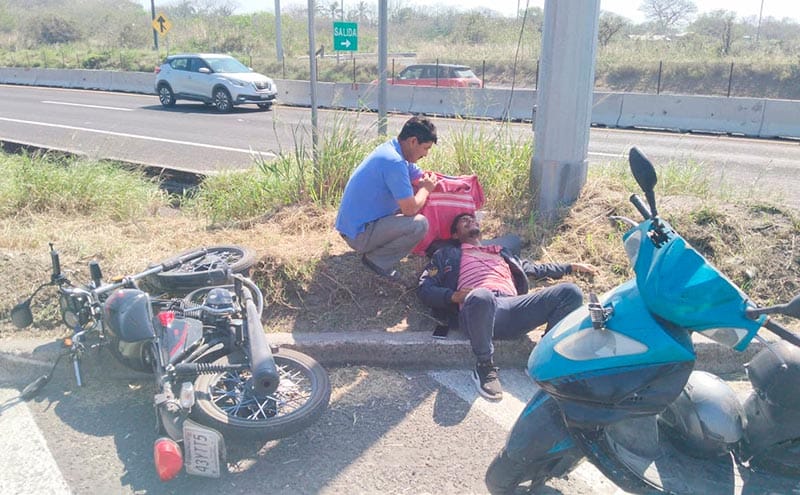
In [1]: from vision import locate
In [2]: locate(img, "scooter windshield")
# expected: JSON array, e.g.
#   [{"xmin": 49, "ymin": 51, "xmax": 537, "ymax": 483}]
[{"xmin": 630, "ymin": 219, "xmax": 763, "ymax": 350}]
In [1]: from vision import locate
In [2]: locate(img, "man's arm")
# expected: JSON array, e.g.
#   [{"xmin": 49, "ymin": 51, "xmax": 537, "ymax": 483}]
[
  {"xmin": 418, "ymin": 252, "xmax": 457, "ymax": 309},
  {"xmin": 397, "ymin": 172, "xmax": 437, "ymax": 216},
  {"xmin": 520, "ymin": 259, "xmax": 598, "ymax": 279}
]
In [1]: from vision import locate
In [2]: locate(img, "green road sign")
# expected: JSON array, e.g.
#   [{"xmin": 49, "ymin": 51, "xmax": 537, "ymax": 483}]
[{"xmin": 333, "ymin": 22, "xmax": 358, "ymax": 52}]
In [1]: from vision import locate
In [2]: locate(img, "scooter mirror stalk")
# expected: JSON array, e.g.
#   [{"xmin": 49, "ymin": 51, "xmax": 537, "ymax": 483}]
[{"xmin": 629, "ymin": 147, "xmax": 658, "ymax": 218}]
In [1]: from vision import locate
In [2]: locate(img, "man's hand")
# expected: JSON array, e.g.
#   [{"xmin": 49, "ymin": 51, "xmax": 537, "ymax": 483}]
[
  {"xmin": 571, "ymin": 263, "xmax": 599, "ymax": 276},
  {"xmin": 419, "ymin": 171, "xmax": 437, "ymax": 192},
  {"xmin": 450, "ymin": 287, "xmax": 472, "ymax": 304}
]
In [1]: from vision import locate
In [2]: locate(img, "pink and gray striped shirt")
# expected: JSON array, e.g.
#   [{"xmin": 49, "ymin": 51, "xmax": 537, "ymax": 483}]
[{"xmin": 457, "ymin": 244, "xmax": 517, "ymax": 297}]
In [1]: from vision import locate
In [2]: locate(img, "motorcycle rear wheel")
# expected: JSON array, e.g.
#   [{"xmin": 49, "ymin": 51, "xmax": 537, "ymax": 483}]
[
  {"xmin": 145, "ymin": 245, "xmax": 256, "ymax": 294},
  {"xmin": 190, "ymin": 348, "xmax": 330, "ymax": 441}
]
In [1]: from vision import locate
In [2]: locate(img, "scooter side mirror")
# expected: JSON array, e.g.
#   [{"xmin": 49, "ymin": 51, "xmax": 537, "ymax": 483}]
[
  {"xmin": 780, "ymin": 295, "xmax": 800, "ymax": 319},
  {"xmin": 629, "ymin": 147, "xmax": 658, "ymax": 218},
  {"xmin": 11, "ymin": 299, "xmax": 33, "ymax": 328}
]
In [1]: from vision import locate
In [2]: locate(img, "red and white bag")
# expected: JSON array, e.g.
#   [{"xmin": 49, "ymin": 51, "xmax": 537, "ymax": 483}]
[{"xmin": 412, "ymin": 172, "xmax": 485, "ymax": 256}]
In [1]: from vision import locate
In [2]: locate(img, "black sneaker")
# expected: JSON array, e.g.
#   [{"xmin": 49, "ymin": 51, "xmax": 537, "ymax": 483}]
[
  {"xmin": 361, "ymin": 255, "xmax": 402, "ymax": 282},
  {"xmin": 473, "ymin": 361, "xmax": 503, "ymax": 401}
]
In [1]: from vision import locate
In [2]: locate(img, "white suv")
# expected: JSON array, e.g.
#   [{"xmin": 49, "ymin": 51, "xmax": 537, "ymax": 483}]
[{"xmin": 155, "ymin": 53, "xmax": 277, "ymax": 112}]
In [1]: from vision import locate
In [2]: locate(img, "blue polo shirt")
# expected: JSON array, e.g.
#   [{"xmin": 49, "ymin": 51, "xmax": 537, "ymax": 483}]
[{"xmin": 335, "ymin": 138, "xmax": 423, "ymax": 239}]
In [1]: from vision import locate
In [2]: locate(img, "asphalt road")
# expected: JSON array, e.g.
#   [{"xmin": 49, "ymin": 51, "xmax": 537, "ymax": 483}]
[{"xmin": 1, "ymin": 84, "xmax": 799, "ymax": 207}]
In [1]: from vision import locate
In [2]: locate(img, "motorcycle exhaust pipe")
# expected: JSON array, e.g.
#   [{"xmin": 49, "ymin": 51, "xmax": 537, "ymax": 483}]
[{"xmin": 239, "ymin": 280, "xmax": 279, "ymax": 397}]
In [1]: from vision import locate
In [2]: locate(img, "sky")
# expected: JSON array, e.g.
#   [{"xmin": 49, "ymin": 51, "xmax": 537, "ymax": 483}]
[{"xmin": 164, "ymin": 0, "xmax": 800, "ymax": 24}]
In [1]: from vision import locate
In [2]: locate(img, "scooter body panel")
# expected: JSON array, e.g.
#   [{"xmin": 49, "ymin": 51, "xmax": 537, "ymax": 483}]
[{"xmin": 627, "ymin": 220, "xmax": 763, "ymax": 350}]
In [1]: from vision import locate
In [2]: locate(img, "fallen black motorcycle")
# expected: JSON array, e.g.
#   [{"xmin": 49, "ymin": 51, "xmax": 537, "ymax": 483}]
[{"xmin": 11, "ymin": 244, "xmax": 331, "ymax": 481}]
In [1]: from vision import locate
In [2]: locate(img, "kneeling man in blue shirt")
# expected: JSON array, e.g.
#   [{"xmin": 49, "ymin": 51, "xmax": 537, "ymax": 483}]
[{"xmin": 335, "ymin": 116, "xmax": 439, "ymax": 281}]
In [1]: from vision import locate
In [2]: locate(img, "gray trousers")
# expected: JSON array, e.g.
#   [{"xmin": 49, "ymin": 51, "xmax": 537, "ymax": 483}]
[
  {"xmin": 343, "ymin": 214, "xmax": 428, "ymax": 271},
  {"xmin": 458, "ymin": 284, "xmax": 583, "ymax": 363}
]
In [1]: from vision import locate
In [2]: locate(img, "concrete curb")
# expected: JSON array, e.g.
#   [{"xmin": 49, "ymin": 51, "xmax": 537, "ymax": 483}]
[{"xmin": 0, "ymin": 330, "xmax": 762, "ymax": 376}]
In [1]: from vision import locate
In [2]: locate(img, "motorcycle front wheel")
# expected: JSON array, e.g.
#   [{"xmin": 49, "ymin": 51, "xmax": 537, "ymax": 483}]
[{"xmin": 190, "ymin": 347, "xmax": 331, "ymax": 441}]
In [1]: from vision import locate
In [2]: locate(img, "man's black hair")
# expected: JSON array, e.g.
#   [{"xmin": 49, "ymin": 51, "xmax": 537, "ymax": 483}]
[
  {"xmin": 450, "ymin": 212, "xmax": 475, "ymax": 236},
  {"xmin": 398, "ymin": 116, "xmax": 438, "ymax": 144}
]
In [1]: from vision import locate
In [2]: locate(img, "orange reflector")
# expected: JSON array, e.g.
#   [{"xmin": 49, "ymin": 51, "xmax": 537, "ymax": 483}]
[
  {"xmin": 62, "ymin": 338, "xmax": 73, "ymax": 347},
  {"xmin": 153, "ymin": 437, "xmax": 183, "ymax": 481}
]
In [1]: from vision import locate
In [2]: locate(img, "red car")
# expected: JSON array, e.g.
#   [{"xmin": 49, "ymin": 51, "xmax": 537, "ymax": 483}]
[{"xmin": 389, "ymin": 64, "xmax": 482, "ymax": 88}]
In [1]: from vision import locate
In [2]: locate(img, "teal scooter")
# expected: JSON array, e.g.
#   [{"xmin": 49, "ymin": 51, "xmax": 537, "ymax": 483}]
[{"xmin": 485, "ymin": 147, "xmax": 800, "ymax": 494}]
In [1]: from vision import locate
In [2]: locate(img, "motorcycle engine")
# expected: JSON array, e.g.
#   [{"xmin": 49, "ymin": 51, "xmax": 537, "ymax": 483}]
[{"xmin": 658, "ymin": 370, "xmax": 745, "ymax": 459}]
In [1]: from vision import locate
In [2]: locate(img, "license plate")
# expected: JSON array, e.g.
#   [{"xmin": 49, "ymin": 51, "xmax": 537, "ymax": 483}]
[{"xmin": 183, "ymin": 420, "xmax": 223, "ymax": 478}]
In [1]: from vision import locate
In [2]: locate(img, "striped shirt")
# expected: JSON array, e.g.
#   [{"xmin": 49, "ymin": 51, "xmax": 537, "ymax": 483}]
[{"xmin": 457, "ymin": 244, "xmax": 517, "ymax": 296}]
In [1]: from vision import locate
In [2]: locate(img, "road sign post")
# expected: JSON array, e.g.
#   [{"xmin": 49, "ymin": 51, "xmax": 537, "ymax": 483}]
[{"xmin": 333, "ymin": 21, "xmax": 358, "ymax": 52}]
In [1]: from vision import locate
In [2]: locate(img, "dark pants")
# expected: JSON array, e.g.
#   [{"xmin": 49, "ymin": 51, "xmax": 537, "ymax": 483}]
[{"xmin": 458, "ymin": 284, "xmax": 583, "ymax": 363}]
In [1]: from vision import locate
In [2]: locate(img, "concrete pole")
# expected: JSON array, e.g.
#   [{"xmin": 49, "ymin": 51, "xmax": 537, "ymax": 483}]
[{"xmin": 531, "ymin": 0, "xmax": 600, "ymax": 220}]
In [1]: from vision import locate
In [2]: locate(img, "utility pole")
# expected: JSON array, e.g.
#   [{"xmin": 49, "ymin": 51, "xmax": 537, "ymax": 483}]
[
  {"xmin": 275, "ymin": 0, "xmax": 284, "ymax": 61},
  {"xmin": 378, "ymin": 0, "xmax": 387, "ymax": 135},
  {"xmin": 756, "ymin": 0, "xmax": 765, "ymax": 42},
  {"xmin": 308, "ymin": 0, "xmax": 319, "ymax": 164}
]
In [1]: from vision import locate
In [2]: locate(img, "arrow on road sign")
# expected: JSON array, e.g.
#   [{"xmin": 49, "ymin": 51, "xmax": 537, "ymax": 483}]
[{"xmin": 340, "ymin": 39, "xmax": 351, "ymax": 48}]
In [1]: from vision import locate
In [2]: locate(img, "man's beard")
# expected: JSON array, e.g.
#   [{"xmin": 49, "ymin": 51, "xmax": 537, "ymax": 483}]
[{"xmin": 467, "ymin": 227, "xmax": 481, "ymax": 238}]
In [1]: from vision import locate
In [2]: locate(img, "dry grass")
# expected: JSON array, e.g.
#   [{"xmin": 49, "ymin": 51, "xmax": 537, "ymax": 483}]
[{"xmin": 1, "ymin": 175, "xmax": 798, "ymax": 340}]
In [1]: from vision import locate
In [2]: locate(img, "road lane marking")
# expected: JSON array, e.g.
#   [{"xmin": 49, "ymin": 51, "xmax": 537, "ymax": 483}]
[
  {"xmin": 427, "ymin": 368, "xmax": 533, "ymax": 430},
  {"xmin": 0, "ymin": 117, "xmax": 276, "ymax": 158},
  {"xmin": 589, "ymin": 151, "xmax": 625, "ymax": 158},
  {"xmin": 0, "ymin": 387, "xmax": 71, "ymax": 494},
  {"xmin": 42, "ymin": 100, "xmax": 134, "ymax": 112}
]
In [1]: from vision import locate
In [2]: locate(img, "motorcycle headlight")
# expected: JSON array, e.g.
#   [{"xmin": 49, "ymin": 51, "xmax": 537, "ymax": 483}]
[
  {"xmin": 60, "ymin": 293, "xmax": 91, "ymax": 328},
  {"xmin": 554, "ymin": 327, "xmax": 649, "ymax": 361},
  {"xmin": 623, "ymin": 229, "xmax": 642, "ymax": 267}
]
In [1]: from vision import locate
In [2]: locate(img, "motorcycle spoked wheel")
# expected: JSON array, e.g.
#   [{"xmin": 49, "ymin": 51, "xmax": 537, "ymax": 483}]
[
  {"xmin": 145, "ymin": 245, "xmax": 256, "ymax": 294},
  {"xmin": 190, "ymin": 348, "xmax": 331, "ymax": 441}
]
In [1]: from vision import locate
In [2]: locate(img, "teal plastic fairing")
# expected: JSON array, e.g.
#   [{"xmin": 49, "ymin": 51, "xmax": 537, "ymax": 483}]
[
  {"xmin": 530, "ymin": 280, "xmax": 696, "ymax": 383},
  {"xmin": 625, "ymin": 219, "xmax": 764, "ymax": 351}
]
